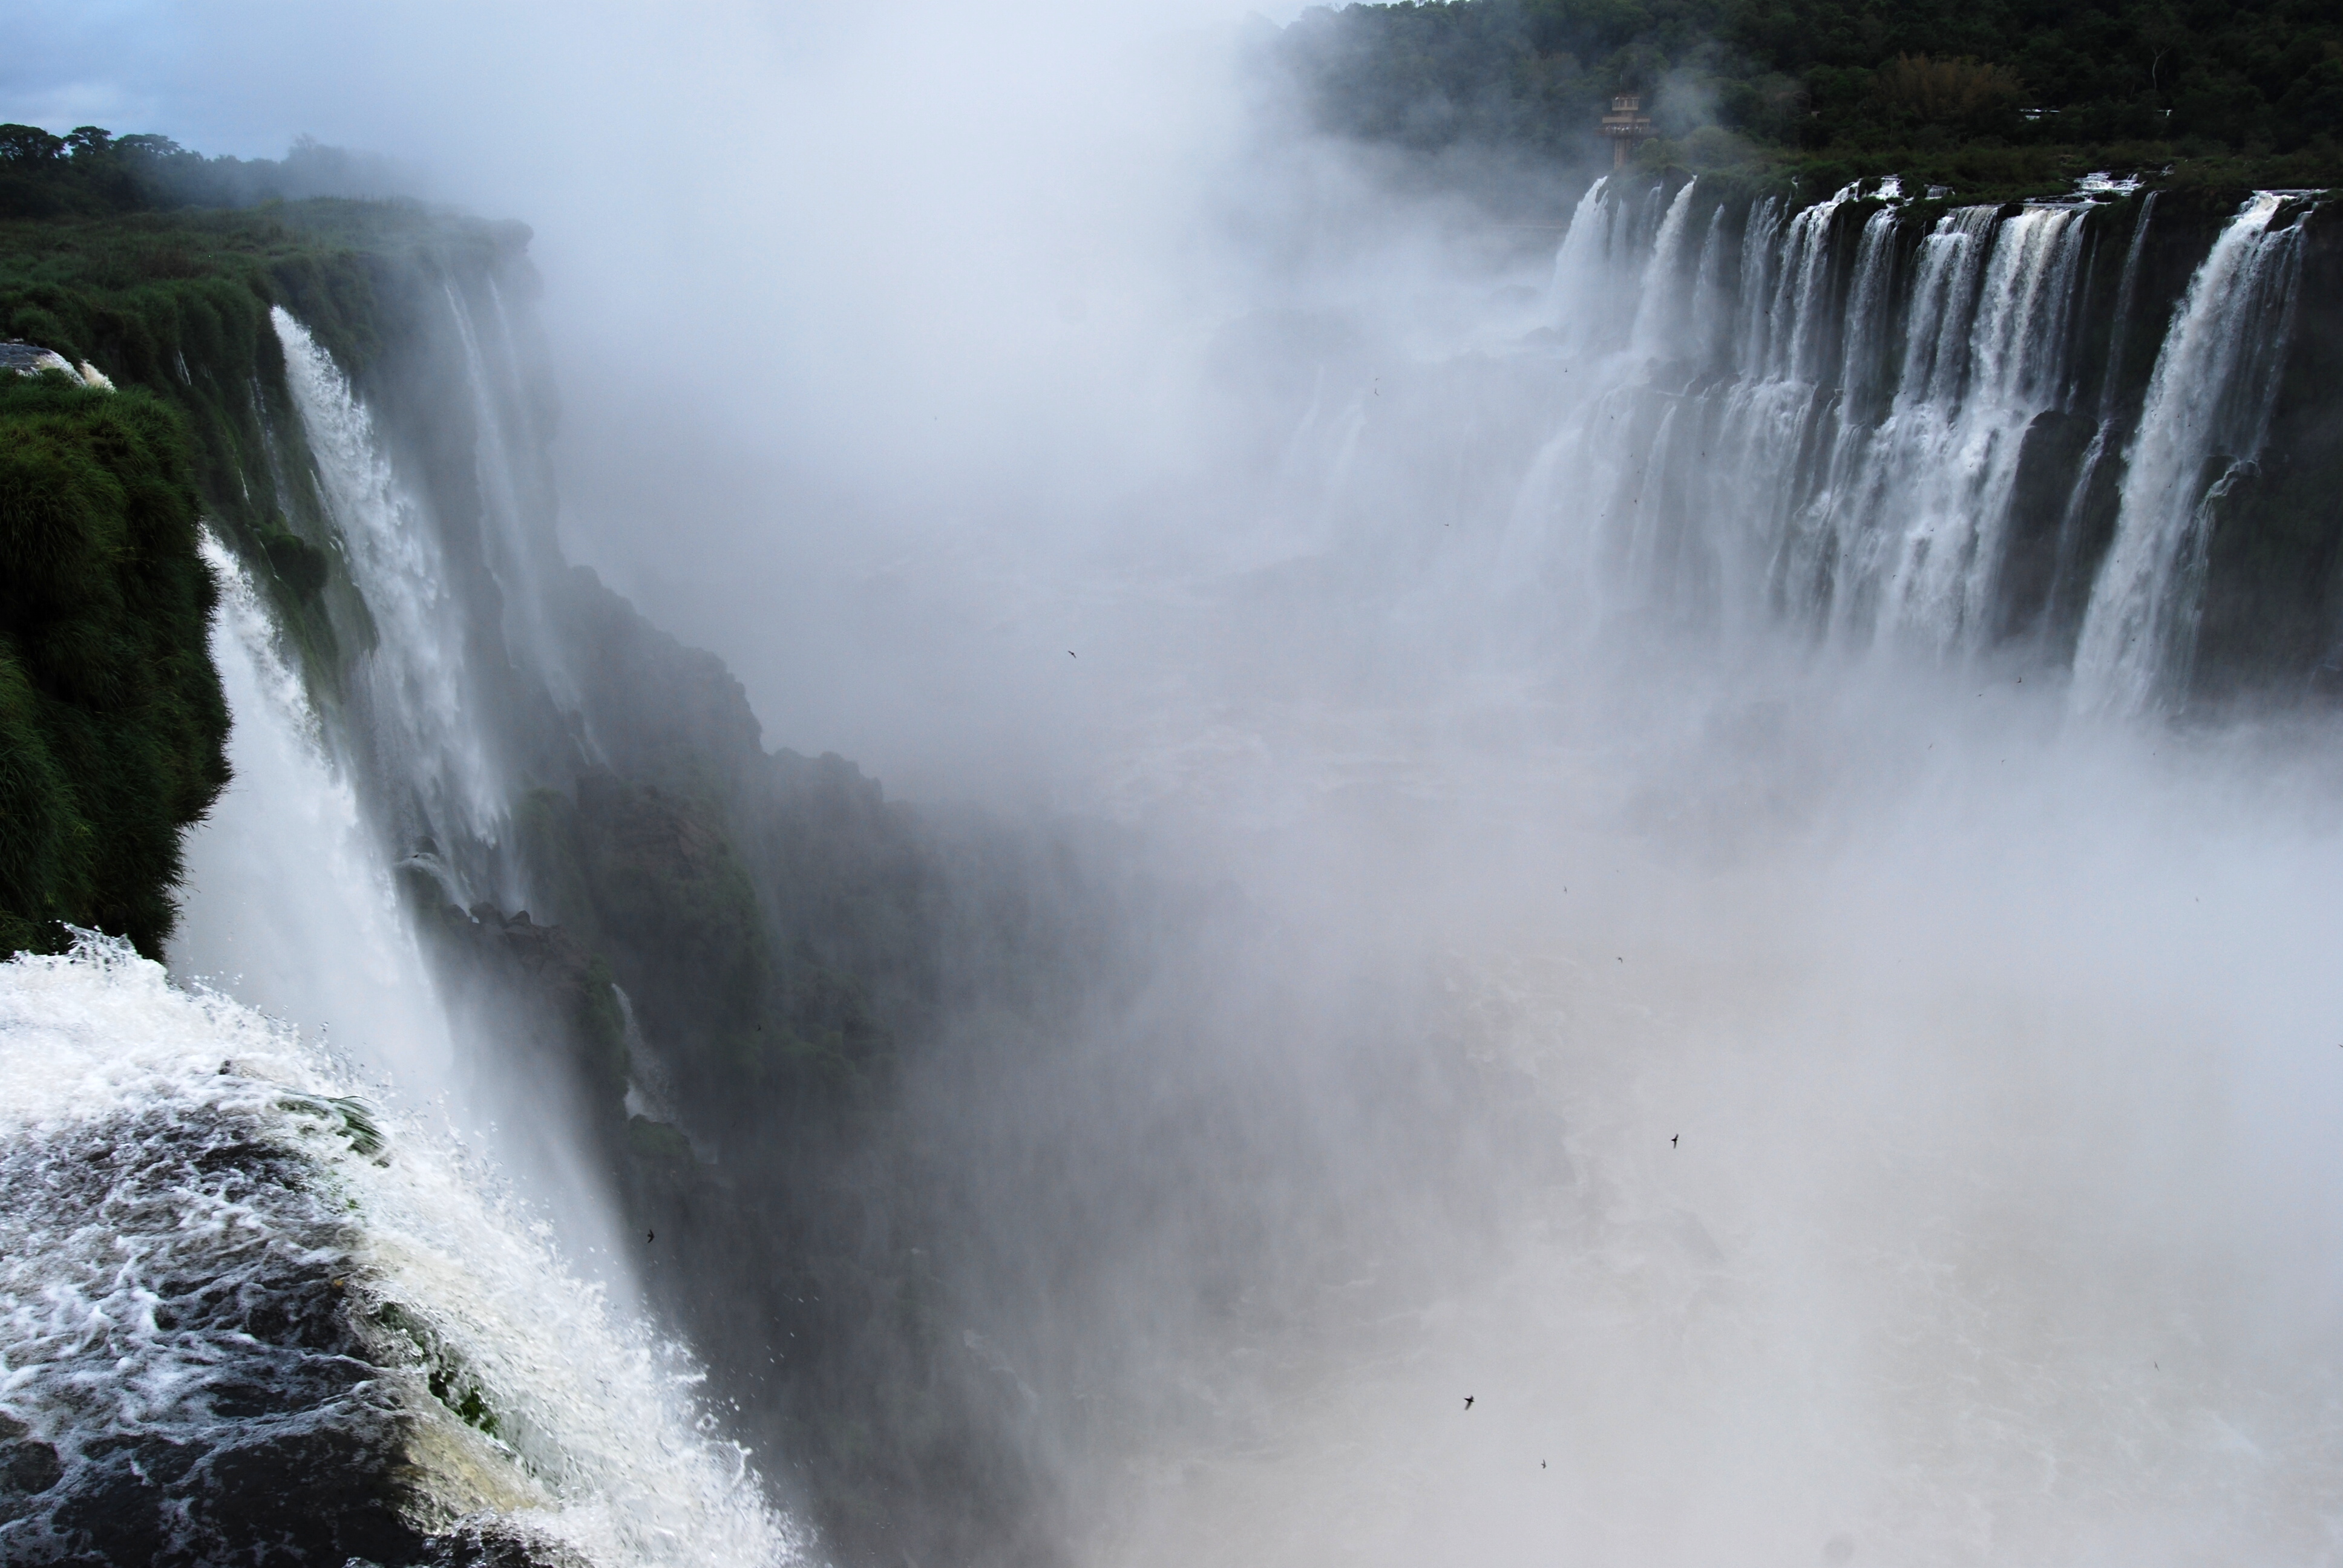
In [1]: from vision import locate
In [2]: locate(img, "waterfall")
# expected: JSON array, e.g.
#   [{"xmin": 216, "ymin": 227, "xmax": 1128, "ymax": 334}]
[
  {"xmin": 2071, "ymin": 193, "xmax": 2309, "ymax": 716},
  {"xmin": 171, "ymin": 536, "xmax": 456, "ymax": 1092},
  {"xmin": 2099, "ymin": 190, "xmax": 2160, "ymax": 420},
  {"xmin": 1545, "ymin": 176, "xmax": 1614, "ymax": 344},
  {"xmin": 1502, "ymin": 178, "xmax": 2323, "ymax": 694},
  {"xmin": 3, "ymin": 292, "xmax": 807, "ymax": 1561},
  {"xmin": 1627, "ymin": 179, "xmax": 1698, "ymax": 362},
  {"xmin": 1768, "ymin": 181, "xmax": 1857, "ymax": 383},
  {"xmin": 1897, "ymin": 206, "xmax": 2001, "ymax": 407},
  {"xmin": 271, "ymin": 307, "xmax": 511, "ymax": 887},
  {"xmin": 1834, "ymin": 204, "xmax": 1900, "ymax": 419},
  {"xmin": 1731, "ymin": 195, "xmax": 1786, "ymax": 376},
  {"xmin": 1873, "ymin": 203, "xmax": 2091, "ymax": 648},
  {"xmin": 1687, "ymin": 203, "xmax": 1732, "ymax": 372},
  {"xmin": 444, "ymin": 281, "xmax": 583, "ymax": 716}
]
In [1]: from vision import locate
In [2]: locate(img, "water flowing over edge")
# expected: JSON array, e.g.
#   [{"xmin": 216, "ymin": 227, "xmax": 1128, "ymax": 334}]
[
  {"xmin": 4, "ymin": 298, "xmax": 809, "ymax": 1563},
  {"xmin": 1509, "ymin": 177, "xmax": 2324, "ymax": 706},
  {"xmin": 0, "ymin": 933, "xmax": 802, "ymax": 1566}
]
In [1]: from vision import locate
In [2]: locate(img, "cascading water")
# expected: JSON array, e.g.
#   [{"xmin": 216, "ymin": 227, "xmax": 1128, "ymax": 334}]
[
  {"xmin": 1496, "ymin": 177, "xmax": 2323, "ymax": 702},
  {"xmin": 1627, "ymin": 179, "xmax": 1699, "ymax": 361},
  {"xmin": 5, "ymin": 294, "xmax": 806, "ymax": 1562},
  {"xmin": 0, "ymin": 934, "xmax": 796, "ymax": 1567},
  {"xmin": 1544, "ymin": 176, "xmax": 1614, "ymax": 344},
  {"xmin": 442, "ymin": 282, "xmax": 584, "ymax": 717},
  {"xmin": 271, "ymin": 306, "xmax": 511, "ymax": 895},
  {"xmin": 171, "ymin": 536, "xmax": 454, "ymax": 1091},
  {"xmin": 2069, "ymin": 192, "xmax": 2310, "ymax": 716},
  {"xmin": 1866, "ymin": 203, "xmax": 2088, "ymax": 646}
]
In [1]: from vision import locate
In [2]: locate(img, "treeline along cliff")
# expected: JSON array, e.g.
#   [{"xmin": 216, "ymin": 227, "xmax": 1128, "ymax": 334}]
[{"xmin": 1274, "ymin": 0, "xmax": 2342, "ymax": 193}]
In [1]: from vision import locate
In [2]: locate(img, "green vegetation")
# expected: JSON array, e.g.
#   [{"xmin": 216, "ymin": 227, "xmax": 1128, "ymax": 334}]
[
  {"xmin": 0, "ymin": 373, "xmax": 230, "ymax": 958},
  {"xmin": 1278, "ymin": 0, "xmax": 2343, "ymax": 194},
  {"xmin": 0, "ymin": 189, "xmax": 544, "ymax": 958},
  {"xmin": 278, "ymin": 1093, "xmax": 390, "ymax": 1160},
  {"xmin": 0, "ymin": 124, "xmax": 408, "ymax": 219},
  {"xmin": 0, "ymin": 200, "xmax": 378, "ymax": 693},
  {"xmin": 370, "ymin": 1301, "xmax": 505, "ymax": 1442},
  {"xmin": 0, "ymin": 184, "xmax": 535, "ymax": 681}
]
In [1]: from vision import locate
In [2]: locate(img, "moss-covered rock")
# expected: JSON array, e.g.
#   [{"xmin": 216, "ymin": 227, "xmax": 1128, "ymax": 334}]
[{"xmin": 0, "ymin": 373, "xmax": 228, "ymax": 957}]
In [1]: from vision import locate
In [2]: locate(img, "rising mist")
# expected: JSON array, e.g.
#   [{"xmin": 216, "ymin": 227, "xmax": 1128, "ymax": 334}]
[{"xmin": 16, "ymin": 2, "xmax": 2343, "ymax": 1565}]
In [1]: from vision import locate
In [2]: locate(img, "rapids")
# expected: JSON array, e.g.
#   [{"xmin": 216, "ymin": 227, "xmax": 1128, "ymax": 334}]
[{"xmin": 0, "ymin": 933, "xmax": 796, "ymax": 1566}]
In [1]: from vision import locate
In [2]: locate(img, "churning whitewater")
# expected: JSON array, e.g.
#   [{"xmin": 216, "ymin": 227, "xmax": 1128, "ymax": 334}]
[
  {"xmin": 0, "ymin": 933, "xmax": 796, "ymax": 1565},
  {"xmin": 4, "ymin": 281, "xmax": 807, "ymax": 1562}
]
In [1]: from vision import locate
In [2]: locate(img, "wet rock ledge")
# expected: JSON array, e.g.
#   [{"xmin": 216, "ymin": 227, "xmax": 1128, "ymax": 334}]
[{"xmin": 0, "ymin": 1094, "xmax": 584, "ymax": 1567}]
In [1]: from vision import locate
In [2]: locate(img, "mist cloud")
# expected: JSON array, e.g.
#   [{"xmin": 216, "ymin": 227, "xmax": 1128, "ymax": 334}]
[{"xmin": 21, "ymin": 4, "xmax": 2343, "ymax": 1563}]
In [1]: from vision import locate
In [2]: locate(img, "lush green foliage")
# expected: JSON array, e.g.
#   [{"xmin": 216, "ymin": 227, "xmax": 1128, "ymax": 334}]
[
  {"xmin": 0, "ymin": 374, "xmax": 229, "ymax": 956},
  {"xmin": 0, "ymin": 195, "xmax": 515, "ymax": 957},
  {"xmin": 0, "ymin": 199, "xmax": 533, "ymax": 690},
  {"xmin": 1279, "ymin": 0, "xmax": 2343, "ymax": 189}
]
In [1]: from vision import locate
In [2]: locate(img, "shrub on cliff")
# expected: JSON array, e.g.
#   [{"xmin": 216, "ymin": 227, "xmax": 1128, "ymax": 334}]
[{"xmin": 0, "ymin": 373, "xmax": 229, "ymax": 956}]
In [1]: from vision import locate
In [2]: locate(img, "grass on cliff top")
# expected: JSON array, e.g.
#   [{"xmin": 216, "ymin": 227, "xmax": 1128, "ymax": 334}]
[
  {"xmin": 0, "ymin": 199, "xmax": 525, "ymax": 393},
  {"xmin": 0, "ymin": 199, "xmax": 529, "ymax": 705}
]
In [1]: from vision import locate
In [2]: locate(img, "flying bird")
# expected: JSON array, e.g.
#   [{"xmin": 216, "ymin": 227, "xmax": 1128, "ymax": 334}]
[
  {"xmin": 1671, "ymin": 1134, "xmax": 1679, "ymax": 1148},
  {"xmin": 647, "ymin": 1229, "xmax": 655, "ymax": 1243},
  {"xmin": 1464, "ymin": 1396, "xmax": 1475, "ymax": 1411},
  {"xmin": 1068, "ymin": 650, "xmax": 1076, "ymax": 658}
]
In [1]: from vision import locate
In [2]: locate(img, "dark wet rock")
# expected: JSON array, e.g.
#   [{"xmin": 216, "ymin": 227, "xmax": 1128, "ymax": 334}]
[
  {"xmin": 0, "ymin": 1102, "xmax": 582, "ymax": 1568},
  {"xmin": 0, "ymin": 1414, "xmax": 63, "ymax": 1526},
  {"xmin": 421, "ymin": 1521, "xmax": 598, "ymax": 1568}
]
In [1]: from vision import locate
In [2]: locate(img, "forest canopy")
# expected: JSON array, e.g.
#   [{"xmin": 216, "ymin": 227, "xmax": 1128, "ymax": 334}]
[
  {"xmin": 1276, "ymin": 0, "xmax": 2343, "ymax": 185},
  {"xmin": 0, "ymin": 125, "xmax": 410, "ymax": 220}
]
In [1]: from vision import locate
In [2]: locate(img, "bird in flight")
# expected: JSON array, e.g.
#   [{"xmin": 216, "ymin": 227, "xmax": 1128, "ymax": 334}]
[
  {"xmin": 1671, "ymin": 1134, "xmax": 1679, "ymax": 1148},
  {"xmin": 647, "ymin": 1229, "xmax": 655, "ymax": 1243},
  {"xmin": 1463, "ymin": 1396, "xmax": 1475, "ymax": 1411}
]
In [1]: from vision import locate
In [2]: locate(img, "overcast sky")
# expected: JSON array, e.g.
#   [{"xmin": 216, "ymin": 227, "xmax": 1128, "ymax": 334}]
[{"xmin": 1, "ymin": 0, "xmax": 1298, "ymax": 169}]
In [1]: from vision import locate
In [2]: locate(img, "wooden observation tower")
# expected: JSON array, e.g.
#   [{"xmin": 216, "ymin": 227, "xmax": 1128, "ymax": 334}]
[{"xmin": 1600, "ymin": 94, "xmax": 1655, "ymax": 168}]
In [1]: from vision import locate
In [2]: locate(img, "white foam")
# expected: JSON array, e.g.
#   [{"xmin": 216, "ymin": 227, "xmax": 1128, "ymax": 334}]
[{"xmin": 0, "ymin": 936, "xmax": 803, "ymax": 1568}]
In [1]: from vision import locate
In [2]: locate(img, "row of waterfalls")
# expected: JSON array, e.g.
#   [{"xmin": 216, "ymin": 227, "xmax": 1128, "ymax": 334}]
[{"xmin": 1496, "ymin": 176, "xmax": 2327, "ymax": 713}]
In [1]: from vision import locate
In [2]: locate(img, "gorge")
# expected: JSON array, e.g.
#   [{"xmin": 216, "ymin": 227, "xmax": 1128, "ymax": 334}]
[{"xmin": 4, "ymin": 30, "xmax": 2343, "ymax": 1568}]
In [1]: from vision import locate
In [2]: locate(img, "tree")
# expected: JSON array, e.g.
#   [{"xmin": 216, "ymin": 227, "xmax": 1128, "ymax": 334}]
[
  {"xmin": 1873, "ymin": 54, "xmax": 2025, "ymax": 131},
  {"xmin": 0, "ymin": 125, "xmax": 65, "ymax": 165}
]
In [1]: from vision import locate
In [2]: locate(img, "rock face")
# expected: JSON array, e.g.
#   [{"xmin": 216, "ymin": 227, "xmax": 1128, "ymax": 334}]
[{"xmin": 0, "ymin": 1091, "xmax": 574, "ymax": 1567}]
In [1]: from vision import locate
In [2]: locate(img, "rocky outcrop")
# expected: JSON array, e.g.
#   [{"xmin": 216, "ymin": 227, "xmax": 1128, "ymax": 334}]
[{"xmin": 0, "ymin": 1094, "xmax": 574, "ymax": 1567}]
